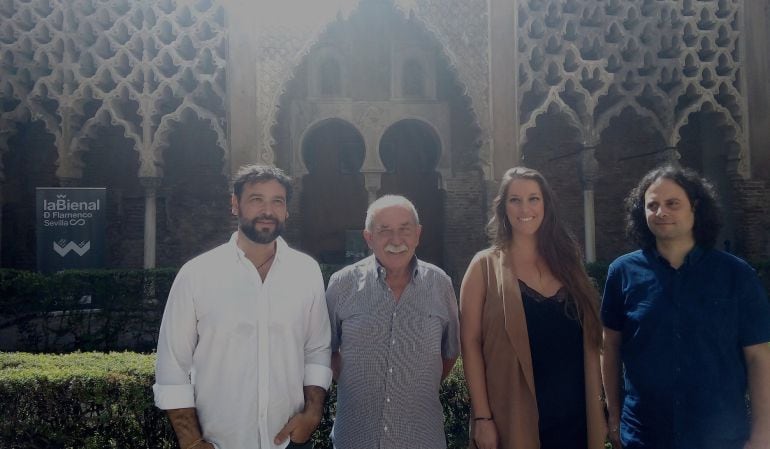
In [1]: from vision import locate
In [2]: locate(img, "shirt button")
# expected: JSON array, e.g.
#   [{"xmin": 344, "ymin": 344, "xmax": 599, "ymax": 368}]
[
  {"xmin": 392, "ymin": 312, "xmax": 396, "ymax": 317},
  {"xmin": 389, "ymin": 367, "xmax": 393, "ymax": 373},
  {"xmin": 391, "ymin": 339, "xmax": 395, "ymax": 345},
  {"xmin": 384, "ymin": 426, "xmax": 388, "ymax": 432},
  {"xmin": 386, "ymin": 397, "xmax": 391, "ymax": 402}
]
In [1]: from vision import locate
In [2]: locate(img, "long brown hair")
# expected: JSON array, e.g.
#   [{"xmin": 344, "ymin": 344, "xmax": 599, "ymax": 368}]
[{"xmin": 488, "ymin": 166, "xmax": 601, "ymax": 348}]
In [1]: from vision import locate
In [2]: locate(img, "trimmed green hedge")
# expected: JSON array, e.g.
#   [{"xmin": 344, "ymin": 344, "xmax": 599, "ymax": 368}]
[
  {"xmin": 0, "ymin": 352, "xmax": 174, "ymax": 449},
  {"xmin": 3, "ymin": 260, "xmax": 768, "ymax": 353},
  {"xmin": 0, "ymin": 352, "xmax": 469, "ymax": 449},
  {"xmin": 0, "ymin": 269, "xmax": 176, "ymax": 352}
]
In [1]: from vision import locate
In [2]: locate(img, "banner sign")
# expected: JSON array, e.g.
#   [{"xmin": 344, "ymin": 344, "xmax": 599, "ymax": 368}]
[{"xmin": 36, "ymin": 188, "xmax": 106, "ymax": 273}]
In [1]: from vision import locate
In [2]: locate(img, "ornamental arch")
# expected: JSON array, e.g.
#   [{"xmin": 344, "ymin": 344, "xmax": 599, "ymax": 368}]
[
  {"xmin": 299, "ymin": 118, "xmax": 368, "ymax": 264},
  {"xmin": 271, "ymin": 0, "xmax": 486, "ymax": 276},
  {"xmin": 1, "ymin": 121, "xmax": 57, "ymax": 269},
  {"xmin": 378, "ymin": 118, "xmax": 444, "ymax": 267},
  {"xmin": 677, "ymin": 107, "xmax": 739, "ymax": 253}
]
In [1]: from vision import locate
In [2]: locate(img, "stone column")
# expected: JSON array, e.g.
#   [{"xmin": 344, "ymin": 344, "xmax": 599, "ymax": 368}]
[
  {"xmin": 656, "ymin": 146, "xmax": 682, "ymax": 166},
  {"xmin": 580, "ymin": 146, "xmax": 599, "ymax": 262},
  {"xmin": 363, "ymin": 171, "xmax": 383, "ymax": 204},
  {"xmin": 284, "ymin": 176, "xmax": 304, "ymax": 245},
  {"xmin": 140, "ymin": 177, "xmax": 161, "ymax": 269},
  {"xmin": 488, "ymin": 0, "xmax": 519, "ymax": 177},
  {"xmin": 743, "ymin": 0, "xmax": 770, "ymax": 179},
  {"xmin": 224, "ymin": 0, "xmax": 260, "ymax": 172}
]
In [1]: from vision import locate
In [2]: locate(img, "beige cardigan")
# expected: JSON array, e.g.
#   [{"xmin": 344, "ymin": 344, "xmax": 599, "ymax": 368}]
[{"xmin": 468, "ymin": 249, "xmax": 606, "ymax": 449}]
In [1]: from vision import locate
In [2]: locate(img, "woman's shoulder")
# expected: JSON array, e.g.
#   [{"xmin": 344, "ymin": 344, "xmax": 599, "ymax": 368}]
[
  {"xmin": 472, "ymin": 247, "xmax": 500, "ymax": 263},
  {"xmin": 462, "ymin": 248, "xmax": 499, "ymax": 283}
]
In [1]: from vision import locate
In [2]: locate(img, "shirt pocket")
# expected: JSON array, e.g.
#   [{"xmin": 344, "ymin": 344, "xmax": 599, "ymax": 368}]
[{"xmin": 404, "ymin": 311, "xmax": 445, "ymax": 358}]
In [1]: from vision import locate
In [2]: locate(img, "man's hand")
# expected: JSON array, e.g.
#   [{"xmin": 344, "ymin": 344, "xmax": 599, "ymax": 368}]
[
  {"xmin": 744, "ymin": 343, "xmax": 770, "ymax": 449},
  {"xmin": 273, "ymin": 409, "xmax": 322, "ymax": 445},
  {"xmin": 274, "ymin": 385, "xmax": 326, "ymax": 445}
]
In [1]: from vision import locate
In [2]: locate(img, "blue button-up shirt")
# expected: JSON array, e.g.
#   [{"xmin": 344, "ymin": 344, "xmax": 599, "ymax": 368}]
[{"xmin": 601, "ymin": 246, "xmax": 770, "ymax": 449}]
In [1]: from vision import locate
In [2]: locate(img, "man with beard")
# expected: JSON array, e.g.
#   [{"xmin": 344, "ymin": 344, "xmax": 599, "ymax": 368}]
[
  {"xmin": 326, "ymin": 195, "xmax": 460, "ymax": 449},
  {"xmin": 601, "ymin": 166, "xmax": 770, "ymax": 449},
  {"xmin": 154, "ymin": 165, "xmax": 331, "ymax": 449}
]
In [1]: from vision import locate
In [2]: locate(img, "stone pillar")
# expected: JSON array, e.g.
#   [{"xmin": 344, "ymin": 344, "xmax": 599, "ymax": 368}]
[
  {"xmin": 488, "ymin": 0, "xmax": 519, "ymax": 178},
  {"xmin": 363, "ymin": 172, "xmax": 383, "ymax": 203},
  {"xmin": 140, "ymin": 177, "xmax": 161, "ymax": 269},
  {"xmin": 580, "ymin": 146, "xmax": 599, "ymax": 262},
  {"xmin": 284, "ymin": 176, "xmax": 304, "ymax": 246},
  {"xmin": 656, "ymin": 146, "xmax": 682, "ymax": 167},
  {"xmin": 743, "ymin": 0, "xmax": 770, "ymax": 179},
  {"xmin": 224, "ymin": 0, "xmax": 260, "ymax": 172}
]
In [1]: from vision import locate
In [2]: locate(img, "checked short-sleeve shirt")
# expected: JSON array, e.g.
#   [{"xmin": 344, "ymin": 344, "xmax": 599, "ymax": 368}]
[{"xmin": 327, "ymin": 255, "xmax": 460, "ymax": 449}]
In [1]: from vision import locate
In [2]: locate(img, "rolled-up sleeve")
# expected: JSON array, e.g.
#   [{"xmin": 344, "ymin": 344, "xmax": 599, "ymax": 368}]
[
  {"xmin": 154, "ymin": 265, "xmax": 199, "ymax": 409},
  {"xmin": 303, "ymin": 266, "xmax": 332, "ymax": 389}
]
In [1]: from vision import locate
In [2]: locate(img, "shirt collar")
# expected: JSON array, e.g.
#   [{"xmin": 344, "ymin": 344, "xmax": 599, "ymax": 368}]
[
  {"xmin": 373, "ymin": 255, "xmax": 420, "ymax": 282},
  {"xmin": 230, "ymin": 231, "xmax": 287, "ymax": 265},
  {"xmin": 648, "ymin": 244, "xmax": 706, "ymax": 270}
]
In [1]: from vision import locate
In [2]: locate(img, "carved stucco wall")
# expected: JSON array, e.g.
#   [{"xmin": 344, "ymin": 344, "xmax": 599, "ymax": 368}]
[
  {"xmin": 517, "ymin": 0, "xmax": 749, "ymax": 177},
  {"xmin": 256, "ymin": 0, "xmax": 491, "ymax": 177},
  {"xmin": 0, "ymin": 0, "xmax": 228, "ymax": 182}
]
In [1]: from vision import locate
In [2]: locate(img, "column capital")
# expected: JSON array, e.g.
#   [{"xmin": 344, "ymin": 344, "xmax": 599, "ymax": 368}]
[
  {"xmin": 656, "ymin": 146, "xmax": 682, "ymax": 166},
  {"xmin": 362, "ymin": 171, "xmax": 383, "ymax": 203}
]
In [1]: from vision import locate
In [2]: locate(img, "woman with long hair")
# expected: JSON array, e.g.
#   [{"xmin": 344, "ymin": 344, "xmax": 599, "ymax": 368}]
[{"xmin": 460, "ymin": 166, "xmax": 606, "ymax": 449}]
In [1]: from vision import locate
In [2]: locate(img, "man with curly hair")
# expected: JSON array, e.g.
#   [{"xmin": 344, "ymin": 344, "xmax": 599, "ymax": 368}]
[{"xmin": 601, "ymin": 165, "xmax": 770, "ymax": 449}]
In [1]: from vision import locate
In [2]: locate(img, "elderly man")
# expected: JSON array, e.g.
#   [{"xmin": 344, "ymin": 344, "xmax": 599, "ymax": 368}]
[
  {"xmin": 154, "ymin": 165, "xmax": 331, "ymax": 449},
  {"xmin": 326, "ymin": 195, "xmax": 460, "ymax": 449}
]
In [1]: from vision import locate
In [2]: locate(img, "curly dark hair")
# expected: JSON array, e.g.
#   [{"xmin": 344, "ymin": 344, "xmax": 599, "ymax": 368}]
[
  {"xmin": 625, "ymin": 165, "xmax": 722, "ymax": 249},
  {"xmin": 489, "ymin": 166, "xmax": 601, "ymax": 348},
  {"xmin": 232, "ymin": 164, "xmax": 293, "ymax": 203}
]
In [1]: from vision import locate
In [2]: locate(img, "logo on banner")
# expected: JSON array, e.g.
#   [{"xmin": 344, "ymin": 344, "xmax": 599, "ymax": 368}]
[
  {"xmin": 52, "ymin": 240, "xmax": 91, "ymax": 257},
  {"xmin": 37, "ymin": 187, "xmax": 106, "ymax": 272}
]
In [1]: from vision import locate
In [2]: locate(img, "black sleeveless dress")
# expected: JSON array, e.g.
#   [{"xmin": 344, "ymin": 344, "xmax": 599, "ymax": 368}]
[{"xmin": 520, "ymin": 280, "xmax": 588, "ymax": 449}]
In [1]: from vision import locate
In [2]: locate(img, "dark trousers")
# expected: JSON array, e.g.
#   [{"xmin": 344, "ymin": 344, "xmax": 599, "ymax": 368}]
[{"xmin": 286, "ymin": 440, "xmax": 313, "ymax": 449}]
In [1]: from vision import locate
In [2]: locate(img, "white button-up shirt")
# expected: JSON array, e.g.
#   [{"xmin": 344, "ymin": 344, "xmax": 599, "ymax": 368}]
[{"xmin": 154, "ymin": 233, "xmax": 332, "ymax": 449}]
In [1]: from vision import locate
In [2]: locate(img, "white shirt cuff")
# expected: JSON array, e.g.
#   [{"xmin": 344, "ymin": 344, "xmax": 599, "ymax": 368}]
[
  {"xmin": 304, "ymin": 363, "xmax": 333, "ymax": 390},
  {"xmin": 153, "ymin": 383, "xmax": 196, "ymax": 409}
]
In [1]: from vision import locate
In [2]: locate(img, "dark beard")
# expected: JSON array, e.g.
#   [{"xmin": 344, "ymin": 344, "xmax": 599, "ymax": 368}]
[{"xmin": 239, "ymin": 215, "xmax": 284, "ymax": 244}]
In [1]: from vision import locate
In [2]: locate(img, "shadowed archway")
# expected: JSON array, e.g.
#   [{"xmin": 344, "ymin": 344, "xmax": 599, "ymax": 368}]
[
  {"xmin": 379, "ymin": 119, "xmax": 444, "ymax": 267},
  {"xmin": 300, "ymin": 119, "xmax": 368, "ymax": 264}
]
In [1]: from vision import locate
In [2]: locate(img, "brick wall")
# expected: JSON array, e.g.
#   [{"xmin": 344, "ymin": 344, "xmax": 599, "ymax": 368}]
[
  {"xmin": 444, "ymin": 169, "xmax": 488, "ymax": 284},
  {"xmin": 731, "ymin": 177, "xmax": 770, "ymax": 261}
]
